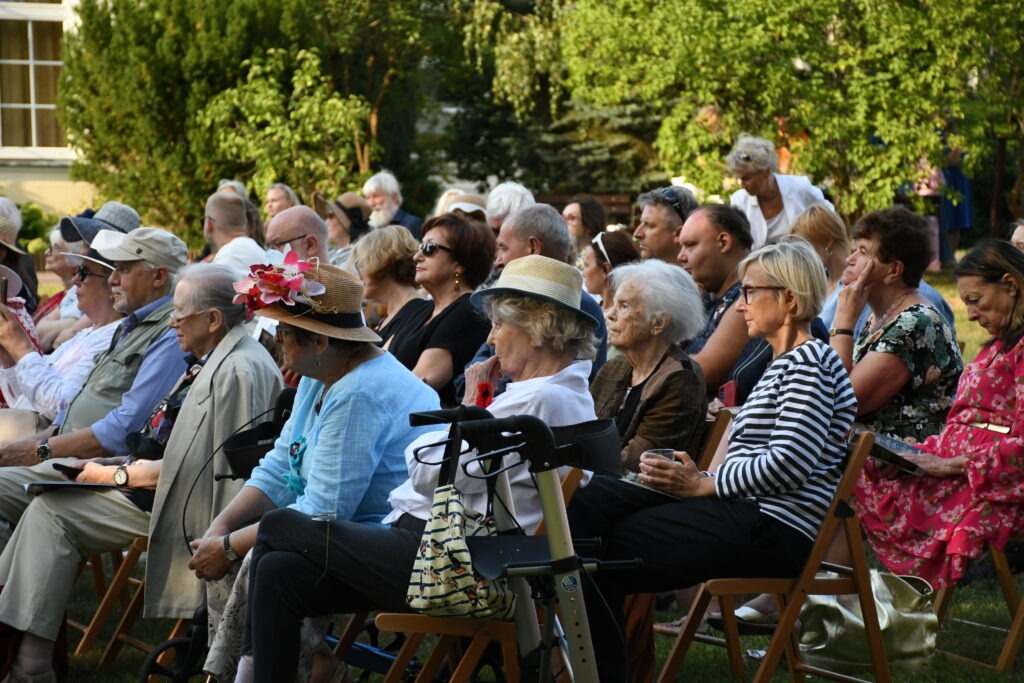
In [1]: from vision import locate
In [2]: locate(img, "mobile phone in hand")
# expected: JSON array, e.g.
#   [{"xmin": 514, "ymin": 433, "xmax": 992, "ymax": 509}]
[{"xmin": 52, "ymin": 463, "xmax": 82, "ymax": 480}]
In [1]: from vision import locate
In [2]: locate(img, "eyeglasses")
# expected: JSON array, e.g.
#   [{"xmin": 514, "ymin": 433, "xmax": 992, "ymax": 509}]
[
  {"xmin": 733, "ymin": 152, "xmax": 752, "ymax": 162},
  {"xmin": 418, "ymin": 241, "xmax": 452, "ymax": 257},
  {"xmin": 169, "ymin": 308, "xmax": 209, "ymax": 324},
  {"xmin": 740, "ymin": 285, "xmax": 786, "ymax": 304},
  {"xmin": 266, "ymin": 234, "xmax": 310, "ymax": 251},
  {"xmin": 660, "ymin": 187, "xmax": 688, "ymax": 222},
  {"xmin": 75, "ymin": 265, "xmax": 107, "ymax": 282},
  {"xmin": 591, "ymin": 233, "xmax": 612, "ymax": 265}
]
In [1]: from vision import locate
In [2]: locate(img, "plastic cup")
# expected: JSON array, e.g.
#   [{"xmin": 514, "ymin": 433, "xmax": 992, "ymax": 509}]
[{"xmin": 641, "ymin": 448, "xmax": 676, "ymax": 463}]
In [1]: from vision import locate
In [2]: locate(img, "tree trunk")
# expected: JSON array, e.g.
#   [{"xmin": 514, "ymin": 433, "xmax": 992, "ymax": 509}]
[{"xmin": 992, "ymin": 136, "xmax": 1007, "ymax": 236}]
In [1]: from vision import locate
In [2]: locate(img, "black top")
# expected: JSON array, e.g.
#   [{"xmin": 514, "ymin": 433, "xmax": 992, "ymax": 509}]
[{"xmin": 378, "ymin": 298, "xmax": 432, "ymax": 350}]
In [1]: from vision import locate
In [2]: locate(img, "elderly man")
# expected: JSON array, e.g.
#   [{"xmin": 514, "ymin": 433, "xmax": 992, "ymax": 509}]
[
  {"xmin": 205, "ymin": 192, "xmax": 268, "ymax": 278},
  {"xmin": 0, "ymin": 227, "xmax": 189, "ymax": 541},
  {"xmin": 634, "ymin": 186, "xmax": 699, "ymax": 262},
  {"xmin": 485, "ymin": 181, "xmax": 535, "ymax": 234},
  {"xmin": 264, "ymin": 183, "xmax": 299, "ymax": 220},
  {"xmin": 459, "ymin": 204, "xmax": 608, "ymax": 401},
  {"xmin": 363, "ymin": 170, "xmax": 423, "ymax": 239},
  {"xmin": 264, "ymin": 206, "xmax": 331, "ymax": 262}
]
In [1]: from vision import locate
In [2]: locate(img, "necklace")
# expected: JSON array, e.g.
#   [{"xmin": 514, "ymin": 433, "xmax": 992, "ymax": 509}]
[{"xmin": 869, "ymin": 288, "xmax": 917, "ymax": 334}]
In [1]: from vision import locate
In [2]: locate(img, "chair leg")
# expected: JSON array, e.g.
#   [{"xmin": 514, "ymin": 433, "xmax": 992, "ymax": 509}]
[
  {"xmin": 73, "ymin": 539, "xmax": 146, "ymax": 655},
  {"xmin": 657, "ymin": 584, "xmax": 714, "ymax": 683},
  {"xmin": 933, "ymin": 586, "xmax": 953, "ymax": 623},
  {"xmin": 715, "ymin": 594, "xmax": 746, "ymax": 679}
]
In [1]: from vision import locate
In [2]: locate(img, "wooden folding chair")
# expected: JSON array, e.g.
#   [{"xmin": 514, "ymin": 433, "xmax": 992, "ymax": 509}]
[
  {"xmin": 657, "ymin": 431, "xmax": 892, "ymax": 683},
  {"xmin": 933, "ymin": 536, "xmax": 1024, "ymax": 671},
  {"xmin": 696, "ymin": 409, "xmax": 733, "ymax": 470},
  {"xmin": 369, "ymin": 467, "xmax": 586, "ymax": 683}
]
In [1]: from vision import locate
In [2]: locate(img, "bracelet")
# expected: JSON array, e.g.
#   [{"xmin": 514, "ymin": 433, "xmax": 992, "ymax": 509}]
[{"xmin": 829, "ymin": 328, "xmax": 855, "ymax": 337}]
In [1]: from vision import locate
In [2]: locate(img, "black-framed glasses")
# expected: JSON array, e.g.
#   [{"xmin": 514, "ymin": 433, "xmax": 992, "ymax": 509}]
[
  {"xmin": 418, "ymin": 241, "xmax": 452, "ymax": 257},
  {"xmin": 591, "ymin": 232, "xmax": 612, "ymax": 265},
  {"xmin": 740, "ymin": 285, "xmax": 786, "ymax": 304},
  {"xmin": 266, "ymin": 234, "xmax": 310, "ymax": 251},
  {"xmin": 75, "ymin": 264, "xmax": 106, "ymax": 282},
  {"xmin": 660, "ymin": 187, "xmax": 687, "ymax": 222}
]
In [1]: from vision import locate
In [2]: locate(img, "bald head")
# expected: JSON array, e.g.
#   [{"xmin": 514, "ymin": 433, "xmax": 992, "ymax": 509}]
[{"xmin": 266, "ymin": 206, "xmax": 330, "ymax": 261}]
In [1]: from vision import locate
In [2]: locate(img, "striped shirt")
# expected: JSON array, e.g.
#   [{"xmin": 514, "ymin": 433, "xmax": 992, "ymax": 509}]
[{"xmin": 715, "ymin": 339, "xmax": 857, "ymax": 540}]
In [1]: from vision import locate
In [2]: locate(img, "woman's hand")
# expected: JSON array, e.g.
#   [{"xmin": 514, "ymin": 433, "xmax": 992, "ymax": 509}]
[
  {"xmin": 0, "ymin": 304, "xmax": 34, "ymax": 363},
  {"xmin": 834, "ymin": 259, "xmax": 875, "ymax": 329},
  {"xmin": 638, "ymin": 451, "xmax": 715, "ymax": 498},
  {"xmin": 187, "ymin": 536, "xmax": 235, "ymax": 581},
  {"xmin": 462, "ymin": 356, "xmax": 501, "ymax": 407},
  {"xmin": 902, "ymin": 453, "xmax": 966, "ymax": 478}
]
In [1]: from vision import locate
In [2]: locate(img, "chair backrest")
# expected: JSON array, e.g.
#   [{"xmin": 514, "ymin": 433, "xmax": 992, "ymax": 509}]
[{"xmin": 695, "ymin": 410, "xmax": 732, "ymax": 470}]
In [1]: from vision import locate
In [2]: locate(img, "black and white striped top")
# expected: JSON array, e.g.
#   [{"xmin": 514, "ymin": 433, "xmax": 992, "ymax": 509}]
[{"xmin": 715, "ymin": 339, "xmax": 857, "ymax": 541}]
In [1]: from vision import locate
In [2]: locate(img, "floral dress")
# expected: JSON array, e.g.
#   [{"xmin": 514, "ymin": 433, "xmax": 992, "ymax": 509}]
[
  {"xmin": 854, "ymin": 336, "xmax": 1024, "ymax": 589},
  {"xmin": 853, "ymin": 303, "xmax": 962, "ymax": 442}
]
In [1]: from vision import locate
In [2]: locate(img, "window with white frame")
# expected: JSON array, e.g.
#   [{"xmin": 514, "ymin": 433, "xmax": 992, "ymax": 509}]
[{"xmin": 0, "ymin": 1, "xmax": 71, "ymax": 155}]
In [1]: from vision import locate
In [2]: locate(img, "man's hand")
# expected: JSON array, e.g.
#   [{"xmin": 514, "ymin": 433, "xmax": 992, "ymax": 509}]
[
  {"xmin": 75, "ymin": 461, "xmax": 115, "ymax": 484},
  {"xmin": 188, "ymin": 536, "xmax": 235, "ymax": 581},
  {"xmin": 0, "ymin": 439, "xmax": 41, "ymax": 467}
]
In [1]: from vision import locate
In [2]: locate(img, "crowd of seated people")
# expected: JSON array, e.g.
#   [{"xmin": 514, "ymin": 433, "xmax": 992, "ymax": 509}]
[{"xmin": 3, "ymin": 161, "xmax": 1024, "ymax": 683}]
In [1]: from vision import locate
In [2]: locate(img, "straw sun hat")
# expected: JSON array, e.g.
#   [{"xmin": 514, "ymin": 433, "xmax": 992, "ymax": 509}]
[
  {"xmin": 471, "ymin": 254, "xmax": 599, "ymax": 329},
  {"xmin": 234, "ymin": 257, "xmax": 381, "ymax": 343}
]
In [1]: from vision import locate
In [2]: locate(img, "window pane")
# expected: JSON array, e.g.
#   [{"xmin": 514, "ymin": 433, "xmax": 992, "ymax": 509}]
[
  {"xmin": 1, "ymin": 107, "xmax": 32, "ymax": 146},
  {"xmin": 34, "ymin": 65, "xmax": 60, "ymax": 105},
  {"xmin": 32, "ymin": 22, "xmax": 63, "ymax": 62},
  {"xmin": 0, "ymin": 21, "xmax": 29, "ymax": 60},
  {"xmin": 35, "ymin": 109, "xmax": 64, "ymax": 147},
  {"xmin": 0, "ymin": 64, "xmax": 31, "ymax": 104}
]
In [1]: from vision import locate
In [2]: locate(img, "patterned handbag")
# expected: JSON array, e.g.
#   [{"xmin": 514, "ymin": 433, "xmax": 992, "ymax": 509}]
[{"xmin": 406, "ymin": 444, "xmax": 517, "ymax": 620}]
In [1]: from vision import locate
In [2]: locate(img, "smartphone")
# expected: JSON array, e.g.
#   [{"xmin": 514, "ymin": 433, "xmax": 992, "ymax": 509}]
[
  {"xmin": 0, "ymin": 277, "xmax": 8, "ymax": 302},
  {"xmin": 718, "ymin": 380, "xmax": 738, "ymax": 407},
  {"xmin": 52, "ymin": 462, "xmax": 82, "ymax": 480}
]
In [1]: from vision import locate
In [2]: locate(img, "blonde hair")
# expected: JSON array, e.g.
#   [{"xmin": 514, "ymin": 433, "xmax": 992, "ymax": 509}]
[
  {"xmin": 725, "ymin": 134, "xmax": 778, "ymax": 175},
  {"xmin": 789, "ymin": 205, "xmax": 850, "ymax": 257},
  {"xmin": 484, "ymin": 294, "xmax": 597, "ymax": 361},
  {"xmin": 349, "ymin": 225, "xmax": 419, "ymax": 286},
  {"xmin": 738, "ymin": 240, "xmax": 826, "ymax": 322}
]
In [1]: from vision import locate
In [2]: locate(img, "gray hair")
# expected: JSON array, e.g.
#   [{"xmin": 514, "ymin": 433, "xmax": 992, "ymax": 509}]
[
  {"xmin": 362, "ymin": 170, "xmax": 402, "ymax": 203},
  {"xmin": 484, "ymin": 293, "xmax": 597, "ymax": 361},
  {"xmin": 725, "ymin": 134, "xmax": 779, "ymax": 175},
  {"xmin": 0, "ymin": 199, "xmax": 21, "ymax": 230},
  {"xmin": 637, "ymin": 186, "xmax": 699, "ymax": 229},
  {"xmin": 738, "ymin": 239, "xmax": 826, "ymax": 322},
  {"xmin": 486, "ymin": 182, "xmax": 535, "ymax": 222},
  {"xmin": 139, "ymin": 261, "xmax": 180, "ymax": 295},
  {"xmin": 268, "ymin": 182, "xmax": 299, "ymax": 206},
  {"xmin": 178, "ymin": 263, "xmax": 247, "ymax": 329},
  {"xmin": 609, "ymin": 260, "xmax": 706, "ymax": 344},
  {"xmin": 505, "ymin": 204, "xmax": 572, "ymax": 262},
  {"xmin": 217, "ymin": 179, "xmax": 249, "ymax": 198}
]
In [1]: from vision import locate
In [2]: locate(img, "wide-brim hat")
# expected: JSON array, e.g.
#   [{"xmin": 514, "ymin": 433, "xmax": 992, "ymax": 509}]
[
  {"xmin": 0, "ymin": 216, "xmax": 26, "ymax": 255},
  {"xmin": 314, "ymin": 192, "xmax": 372, "ymax": 233},
  {"xmin": 0, "ymin": 264, "xmax": 24, "ymax": 298},
  {"xmin": 447, "ymin": 194, "xmax": 487, "ymax": 218},
  {"xmin": 471, "ymin": 254, "xmax": 599, "ymax": 329},
  {"xmin": 254, "ymin": 263, "xmax": 382, "ymax": 343},
  {"xmin": 92, "ymin": 227, "xmax": 188, "ymax": 271},
  {"xmin": 61, "ymin": 247, "xmax": 116, "ymax": 273},
  {"xmin": 60, "ymin": 201, "xmax": 140, "ymax": 244}
]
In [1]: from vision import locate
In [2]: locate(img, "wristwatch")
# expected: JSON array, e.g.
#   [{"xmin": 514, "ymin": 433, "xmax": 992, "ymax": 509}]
[
  {"xmin": 36, "ymin": 439, "xmax": 51, "ymax": 462},
  {"xmin": 223, "ymin": 533, "xmax": 241, "ymax": 562},
  {"xmin": 829, "ymin": 328, "xmax": 854, "ymax": 337},
  {"xmin": 113, "ymin": 464, "xmax": 130, "ymax": 487}
]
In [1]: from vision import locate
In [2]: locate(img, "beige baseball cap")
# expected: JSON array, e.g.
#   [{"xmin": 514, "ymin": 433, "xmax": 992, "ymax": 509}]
[{"xmin": 92, "ymin": 227, "xmax": 188, "ymax": 271}]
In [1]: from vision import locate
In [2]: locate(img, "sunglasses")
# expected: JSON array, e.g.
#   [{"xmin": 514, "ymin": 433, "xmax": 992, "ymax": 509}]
[
  {"xmin": 418, "ymin": 241, "xmax": 452, "ymax": 257},
  {"xmin": 76, "ymin": 264, "xmax": 107, "ymax": 282},
  {"xmin": 591, "ymin": 233, "xmax": 612, "ymax": 265},
  {"xmin": 740, "ymin": 285, "xmax": 786, "ymax": 305},
  {"xmin": 660, "ymin": 187, "xmax": 687, "ymax": 222},
  {"xmin": 734, "ymin": 152, "xmax": 752, "ymax": 162}
]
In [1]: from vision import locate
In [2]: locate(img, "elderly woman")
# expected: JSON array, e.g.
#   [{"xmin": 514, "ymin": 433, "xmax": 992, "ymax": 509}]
[
  {"xmin": 387, "ymin": 212, "xmax": 496, "ymax": 407},
  {"xmin": 192, "ymin": 262, "xmax": 440, "ymax": 682},
  {"xmin": 240, "ymin": 255, "xmax": 598, "ymax": 682},
  {"xmin": 726, "ymin": 134, "xmax": 833, "ymax": 249},
  {"xmin": 0, "ymin": 249, "xmax": 124, "ymax": 434},
  {"xmin": 856, "ymin": 240, "xmax": 1024, "ymax": 588},
  {"xmin": 569, "ymin": 241, "xmax": 857, "ymax": 680},
  {"xmin": 0, "ymin": 264, "xmax": 282, "ymax": 683},
  {"xmin": 592, "ymin": 260, "xmax": 707, "ymax": 471},
  {"xmin": 32, "ymin": 228, "xmax": 88, "ymax": 350},
  {"xmin": 347, "ymin": 225, "xmax": 424, "ymax": 343},
  {"xmin": 312, "ymin": 192, "xmax": 372, "ymax": 267},
  {"xmin": 581, "ymin": 230, "xmax": 640, "ymax": 308},
  {"xmin": 829, "ymin": 206, "xmax": 962, "ymax": 442}
]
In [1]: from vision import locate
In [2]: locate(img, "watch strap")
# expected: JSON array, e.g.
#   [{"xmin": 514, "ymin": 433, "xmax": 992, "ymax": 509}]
[
  {"xmin": 830, "ymin": 328, "xmax": 855, "ymax": 337},
  {"xmin": 36, "ymin": 439, "xmax": 51, "ymax": 462},
  {"xmin": 223, "ymin": 533, "xmax": 240, "ymax": 562}
]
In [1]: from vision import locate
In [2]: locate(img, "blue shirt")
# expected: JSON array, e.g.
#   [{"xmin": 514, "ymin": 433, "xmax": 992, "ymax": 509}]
[
  {"xmin": 245, "ymin": 352, "xmax": 440, "ymax": 525},
  {"xmin": 87, "ymin": 296, "xmax": 189, "ymax": 456}
]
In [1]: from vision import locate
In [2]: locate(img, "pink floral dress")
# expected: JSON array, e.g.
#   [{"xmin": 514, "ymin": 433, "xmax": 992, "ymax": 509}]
[{"xmin": 854, "ymin": 336, "xmax": 1024, "ymax": 589}]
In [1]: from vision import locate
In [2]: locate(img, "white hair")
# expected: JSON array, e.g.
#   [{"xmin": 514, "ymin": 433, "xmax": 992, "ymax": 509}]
[
  {"xmin": 362, "ymin": 170, "xmax": 402, "ymax": 204},
  {"xmin": 217, "ymin": 179, "xmax": 249, "ymax": 198},
  {"xmin": 486, "ymin": 182, "xmax": 535, "ymax": 222},
  {"xmin": 0, "ymin": 199, "xmax": 21, "ymax": 230},
  {"xmin": 609, "ymin": 260, "xmax": 707, "ymax": 344}
]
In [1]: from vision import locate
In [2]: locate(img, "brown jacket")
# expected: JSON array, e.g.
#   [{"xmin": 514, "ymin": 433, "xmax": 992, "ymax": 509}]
[{"xmin": 590, "ymin": 344, "xmax": 707, "ymax": 471}]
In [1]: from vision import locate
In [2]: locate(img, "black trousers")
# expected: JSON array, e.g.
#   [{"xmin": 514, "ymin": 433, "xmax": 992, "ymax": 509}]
[
  {"xmin": 243, "ymin": 508, "xmax": 425, "ymax": 683},
  {"xmin": 568, "ymin": 474, "xmax": 812, "ymax": 682}
]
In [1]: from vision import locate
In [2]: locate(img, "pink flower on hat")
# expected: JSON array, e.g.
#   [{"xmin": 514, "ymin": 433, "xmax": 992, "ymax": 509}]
[{"xmin": 232, "ymin": 251, "xmax": 326, "ymax": 317}]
